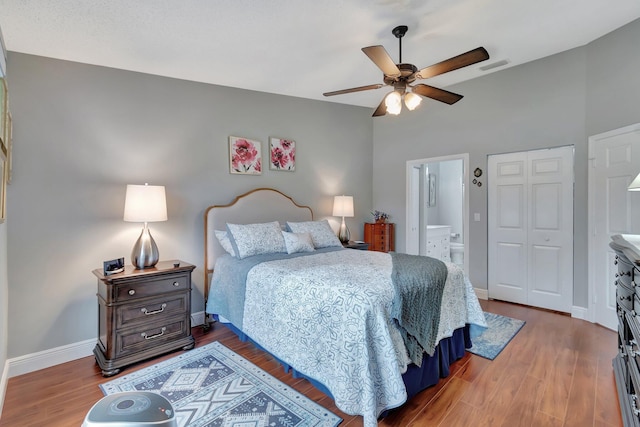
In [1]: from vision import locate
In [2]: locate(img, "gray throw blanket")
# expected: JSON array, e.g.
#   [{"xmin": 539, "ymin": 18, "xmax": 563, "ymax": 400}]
[{"xmin": 390, "ymin": 252, "xmax": 448, "ymax": 366}]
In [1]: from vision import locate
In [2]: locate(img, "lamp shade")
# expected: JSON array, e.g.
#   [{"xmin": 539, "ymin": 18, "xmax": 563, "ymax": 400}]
[
  {"xmin": 629, "ymin": 173, "xmax": 640, "ymax": 191},
  {"xmin": 385, "ymin": 91, "xmax": 402, "ymax": 115},
  {"xmin": 333, "ymin": 195, "xmax": 354, "ymax": 217},
  {"xmin": 404, "ymin": 92, "xmax": 422, "ymax": 111},
  {"xmin": 124, "ymin": 184, "xmax": 168, "ymax": 222}
]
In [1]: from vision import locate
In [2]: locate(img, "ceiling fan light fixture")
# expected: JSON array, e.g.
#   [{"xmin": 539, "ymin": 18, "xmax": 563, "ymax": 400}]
[
  {"xmin": 404, "ymin": 92, "xmax": 422, "ymax": 111},
  {"xmin": 385, "ymin": 91, "xmax": 402, "ymax": 115}
]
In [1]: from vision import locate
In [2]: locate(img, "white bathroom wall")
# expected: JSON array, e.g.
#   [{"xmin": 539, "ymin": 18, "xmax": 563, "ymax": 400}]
[{"xmin": 438, "ymin": 160, "xmax": 464, "ymax": 243}]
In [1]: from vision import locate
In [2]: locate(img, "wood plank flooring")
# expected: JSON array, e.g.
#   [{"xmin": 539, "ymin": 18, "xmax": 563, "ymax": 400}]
[{"xmin": 0, "ymin": 299, "xmax": 622, "ymax": 426}]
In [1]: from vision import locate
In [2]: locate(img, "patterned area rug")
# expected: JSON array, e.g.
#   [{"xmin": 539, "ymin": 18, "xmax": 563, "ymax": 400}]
[
  {"xmin": 100, "ymin": 341, "xmax": 342, "ymax": 427},
  {"xmin": 468, "ymin": 312, "xmax": 525, "ymax": 360}
]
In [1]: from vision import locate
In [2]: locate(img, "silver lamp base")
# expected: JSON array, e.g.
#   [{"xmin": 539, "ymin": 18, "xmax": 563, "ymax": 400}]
[
  {"xmin": 131, "ymin": 223, "xmax": 159, "ymax": 269},
  {"xmin": 338, "ymin": 217, "xmax": 350, "ymax": 244}
]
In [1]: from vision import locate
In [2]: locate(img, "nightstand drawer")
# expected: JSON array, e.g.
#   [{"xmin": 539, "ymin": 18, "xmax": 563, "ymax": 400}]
[
  {"xmin": 115, "ymin": 316, "xmax": 189, "ymax": 359},
  {"xmin": 115, "ymin": 274, "xmax": 189, "ymax": 302},
  {"xmin": 117, "ymin": 293, "xmax": 189, "ymax": 329}
]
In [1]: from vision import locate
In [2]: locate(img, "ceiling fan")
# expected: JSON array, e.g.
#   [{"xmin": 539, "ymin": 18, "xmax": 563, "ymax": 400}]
[{"xmin": 323, "ymin": 25, "xmax": 490, "ymax": 117}]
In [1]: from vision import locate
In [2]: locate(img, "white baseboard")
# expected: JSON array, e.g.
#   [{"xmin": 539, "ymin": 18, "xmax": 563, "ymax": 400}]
[
  {"xmin": 6, "ymin": 311, "xmax": 207, "ymax": 379},
  {"xmin": 191, "ymin": 311, "xmax": 206, "ymax": 327},
  {"xmin": 8, "ymin": 338, "xmax": 95, "ymax": 378},
  {"xmin": 571, "ymin": 305, "xmax": 590, "ymax": 322},
  {"xmin": 474, "ymin": 287, "xmax": 488, "ymax": 300}
]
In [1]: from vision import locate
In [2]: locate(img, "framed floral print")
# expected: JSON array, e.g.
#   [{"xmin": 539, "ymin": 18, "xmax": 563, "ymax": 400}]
[
  {"xmin": 229, "ymin": 136, "xmax": 262, "ymax": 175},
  {"xmin": 269, "ymin": 137, "xmax": 296, "ymax": 171}
]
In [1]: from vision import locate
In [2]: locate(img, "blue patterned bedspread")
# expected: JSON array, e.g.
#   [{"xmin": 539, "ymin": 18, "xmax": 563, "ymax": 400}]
[{"xmin": 206, "ymin": 249, "xmax": 486, "ymax": 427}]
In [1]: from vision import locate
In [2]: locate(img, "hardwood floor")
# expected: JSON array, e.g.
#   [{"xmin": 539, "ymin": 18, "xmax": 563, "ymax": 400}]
[{"xmin": 0, "ymin": 299, "xmax": 622, "ymax": 426}]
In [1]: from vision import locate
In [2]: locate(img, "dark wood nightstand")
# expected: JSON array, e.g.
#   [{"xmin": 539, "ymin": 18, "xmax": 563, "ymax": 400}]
[
  {"xmin": 343, "ymin": 241, "xmax": 370, "ymax": 250},
  {"xmin": 92, "ymin": 260, "xmax": 196, "ymax": 376}
]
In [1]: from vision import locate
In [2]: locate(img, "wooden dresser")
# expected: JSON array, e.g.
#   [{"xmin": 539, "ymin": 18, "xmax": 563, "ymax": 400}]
[
  {"xmin": 610, "ymin": 235, "xmax": 640, "ymax": 427},
  {"xmin": 364, "ymin": 222, "xmax": 395, "ymax": 252},
  {"xmin": 92, "ymin": 260, "xmax": 196, "ymax": 376}
]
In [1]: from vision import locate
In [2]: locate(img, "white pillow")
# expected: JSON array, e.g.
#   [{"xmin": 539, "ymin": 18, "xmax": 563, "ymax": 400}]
[
  {"xmin": 226, "ymin": 221, "xmax": 286, "ymax": 259},
  {"xmin": 214, "ymin": 230, "xmax": 236, "ymax": 257},
  {"xmin": 281, "ymin": 231, "xmax": 315, "ymax": 254},
  {"xmin": 286, "ymin": 220, "xmax": 342, "ymax": 248}
]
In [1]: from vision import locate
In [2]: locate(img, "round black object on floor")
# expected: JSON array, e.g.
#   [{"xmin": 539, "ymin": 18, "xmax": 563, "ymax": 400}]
[{"xmin": 82, "ymin": 391, "xmax": 177, "ymax": 427}]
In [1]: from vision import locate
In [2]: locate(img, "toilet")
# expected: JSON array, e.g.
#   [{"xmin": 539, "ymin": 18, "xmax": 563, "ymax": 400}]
[{"xmin": 450, "ymin": 242, "xmax": 464, "ymax": 267}]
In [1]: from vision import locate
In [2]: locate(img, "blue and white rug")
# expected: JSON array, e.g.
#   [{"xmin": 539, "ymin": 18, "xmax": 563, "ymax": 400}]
[
  {"xmin": 468, "ymin": 312, "xmax": 525, "ymax": 360},
  {"xmin": 100, "ymin": 341, "xmax": 342, "ymax": 427}
]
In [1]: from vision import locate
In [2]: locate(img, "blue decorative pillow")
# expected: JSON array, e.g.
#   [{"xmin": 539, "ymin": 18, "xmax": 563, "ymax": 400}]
[
  {"xmin": 214, "ymin": 230, "xmax": 237, "ymax": 257},
  {"xmin": 226, "ymin": 221, "xmax": 286, "ymax": 259},
  {"xmin": 281, "ymin": 231, "xmax": 315, "ymax": 254},
  {"xmin": 286, "ymin": 220, "xmax": 342, "ymax": 248}
]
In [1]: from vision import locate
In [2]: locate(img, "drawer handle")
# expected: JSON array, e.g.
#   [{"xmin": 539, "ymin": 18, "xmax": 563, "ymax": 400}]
[
  {"xmin": 141, "ymin": 327, "xmax": 166, "ymax": 340},
  {"xmin": 632, "ymin": 395, "xmax": 640, "ymax": 416},
  {"xmin": 128, "ymin": 289, "xmax": 136, "ymax": 296},
  {"xmin": 173, "ymin": 282, "xmax": 180, "ymax": 287},
  {"xmin": 620, "ymin": 295, "xmax": 632, "ymax": 301},
  {"xmin": 615, "ymin": 271, "xmax": 632, "ymax": 277},
  {"xmin": 141, "ymin": 303, "xmax": 167, "ymax": 316}
]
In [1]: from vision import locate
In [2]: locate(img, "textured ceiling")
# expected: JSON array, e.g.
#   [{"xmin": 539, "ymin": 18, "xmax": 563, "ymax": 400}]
[{"xmin": 1, "ymin": 0, "xmax": 639, "ymax": 110}]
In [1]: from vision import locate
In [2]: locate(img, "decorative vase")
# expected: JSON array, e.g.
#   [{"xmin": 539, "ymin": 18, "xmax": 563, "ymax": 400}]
[{"xmin": 375, "ymin": 218, "xmax": 386, "ymax": 224}]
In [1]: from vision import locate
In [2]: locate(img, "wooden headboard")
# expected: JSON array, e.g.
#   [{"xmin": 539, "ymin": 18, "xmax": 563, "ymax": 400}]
[{"xmin": 203, "ymin": 188, "xmax": 313, "ymax": 298}]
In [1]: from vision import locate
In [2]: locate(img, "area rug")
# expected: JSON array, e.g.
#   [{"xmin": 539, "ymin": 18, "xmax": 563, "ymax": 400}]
[
  {"xmin": 468, "ymin": 312, "xmax": 525, "ymax": 360},
  {"xmin": 100, "ymin": 341, "xmax": 342, "ymax": 427}
]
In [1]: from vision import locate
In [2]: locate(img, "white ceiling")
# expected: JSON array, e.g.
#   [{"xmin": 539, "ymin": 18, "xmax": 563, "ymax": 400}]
[{"xmin": 1, "ymin": 0, "xmax": 639, "ymax": 111}]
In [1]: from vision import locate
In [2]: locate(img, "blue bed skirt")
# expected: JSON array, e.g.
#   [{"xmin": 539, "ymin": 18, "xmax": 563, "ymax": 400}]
[{"xmin": 213, "ymin": 315, "xmax": 471, "ymax": 415}]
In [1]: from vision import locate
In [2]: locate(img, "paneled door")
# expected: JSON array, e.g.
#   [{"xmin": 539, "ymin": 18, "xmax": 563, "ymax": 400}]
[
  {"xmin": 589, "ymin": 124, "xmax": 640, "ymax": 330},
  {"xmin": 488, "ymin": 146, "xmax": 574, "ymax": 312}
]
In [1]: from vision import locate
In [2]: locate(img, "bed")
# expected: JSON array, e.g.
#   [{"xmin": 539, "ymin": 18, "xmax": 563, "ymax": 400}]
[{"xmin": 204, "ymin": 188, "xmax": 486, "ymax": 426}]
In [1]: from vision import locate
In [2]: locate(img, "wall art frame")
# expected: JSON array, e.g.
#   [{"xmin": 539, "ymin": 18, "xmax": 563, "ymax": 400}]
[
  {"xmin": 269, "ymin": 137, "xmax": 296, "ymax": 171},
  {"xmin": 229, "ymin": 136, "xmax": 262, "ymax": 175},
  {"xmin": 427, "ymin": 173, "xmax": 437, "ymax": 207}
]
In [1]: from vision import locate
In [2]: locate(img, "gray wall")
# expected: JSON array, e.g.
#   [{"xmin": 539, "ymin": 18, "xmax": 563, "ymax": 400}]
[
  {"xmin": 5, "ymin": 53, "xmax": 373, "ymax": 358},
  {"xmin": 373, "ymin": 18, "xmax": 640, "ymax": 308}
]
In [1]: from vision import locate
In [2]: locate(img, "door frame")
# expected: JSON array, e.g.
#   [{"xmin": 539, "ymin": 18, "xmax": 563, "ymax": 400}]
[
  {"xmin": 588, "ymin": 122, "xmax": 640, "ymax": 326},
  {"xmin": 406, "ymin": 153, "xmax": 470, "ymax": 276}
]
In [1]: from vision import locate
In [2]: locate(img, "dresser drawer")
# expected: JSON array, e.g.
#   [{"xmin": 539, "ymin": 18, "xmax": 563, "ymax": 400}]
[
  {"xmin": 116, "ymin": 292, "xmax": 189, "ymax": 329},
  {"xmin": 618, "ymin": 281, "xmax": 635, "ymax": 313},
  {"xmin": 115, "ymin": 274, "xmax": 189, "ymax": 302},
  {"xmin": 617, "ymin": 256, "xmax": 635, "ymax": 288},
  {"xmin": 114, "ymin": 316, "xmax": 189, "ymax": 359}
]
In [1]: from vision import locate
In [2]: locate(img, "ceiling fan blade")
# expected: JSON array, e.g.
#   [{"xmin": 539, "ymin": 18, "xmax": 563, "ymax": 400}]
[
  {"xmin": 372, "ymin": 98, "xmax": 387, "ymax": 117},
  {"xmin": 416, "ymin": 47, "xmax": 489, "ymax": 80},
  {"xmin": 362, "ymin": 45, "xmax": 401, "ymax": 78},
  {"xmin": 412, "ymin": 84, "xmax": 464, "ymax": 105},
  {"xmin": 323, "ymin": 84, "xmax": 383, "ymax": 97}
]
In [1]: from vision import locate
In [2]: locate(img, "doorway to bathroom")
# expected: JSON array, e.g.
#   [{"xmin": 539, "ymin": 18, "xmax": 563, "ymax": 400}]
[{"xmin": 406, "ymin": 153, "xmax": 469, "ymax": 276}]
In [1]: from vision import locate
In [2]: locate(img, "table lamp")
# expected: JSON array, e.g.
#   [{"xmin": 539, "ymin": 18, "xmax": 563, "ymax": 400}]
[
  {"xmin": 124, "ymin": 183, "xmax": 167, "ymax": 269},
  {"xmin": 333, "ymin": 195, "xmax": 354, "ymax": 244}
]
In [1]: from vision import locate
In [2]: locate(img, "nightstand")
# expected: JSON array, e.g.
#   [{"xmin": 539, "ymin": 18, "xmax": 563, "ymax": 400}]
[
  {"xmin": 364, "ymin": 222, "xmax": 395, "ymax": 252},
  {"xmin": 92, "ymin": 260, "xmax": 196, "ymax": 376},
  {"xmin": 343, "ymin": 241, "xmax": 370, "ymax": 250}
]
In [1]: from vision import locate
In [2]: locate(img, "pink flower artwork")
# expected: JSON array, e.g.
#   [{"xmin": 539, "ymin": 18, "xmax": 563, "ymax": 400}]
[
  {"xmin": 229, "ymin": 136, "xmax": 262, "ymax": 175},
  {"xmin": 270, "ymin": 137, "xmax": 296, "ymax": 171}
]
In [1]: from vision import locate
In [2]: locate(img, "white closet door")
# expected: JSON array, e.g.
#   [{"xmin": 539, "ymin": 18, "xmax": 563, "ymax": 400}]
[
  {"xmin": 488, "ymin": 153, "xmax": 528, "ymax": 304},
  {"xmin": 488, "ymin": 146, "xmax": 574, "ymax": 312},
  {"xmin": 526, "ymin": 147, "xmax": 574, "ymax": 311}
]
